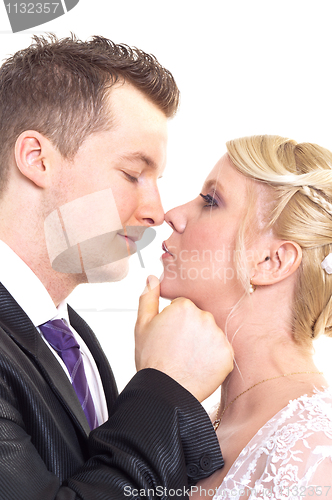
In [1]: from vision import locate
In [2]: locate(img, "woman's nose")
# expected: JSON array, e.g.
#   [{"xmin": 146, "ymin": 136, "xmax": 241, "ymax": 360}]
[{"xmin": 164, "ymin": 204, "xmax": 188, "ymax": 233}]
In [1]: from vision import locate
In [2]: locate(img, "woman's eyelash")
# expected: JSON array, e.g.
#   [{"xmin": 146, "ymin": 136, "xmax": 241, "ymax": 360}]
[{"xmin": 200, "ymin": 193, "xmax": 218, "ymax": 207}]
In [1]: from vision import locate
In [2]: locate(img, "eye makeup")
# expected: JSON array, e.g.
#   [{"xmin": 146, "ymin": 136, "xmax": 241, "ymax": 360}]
[{"xmin": 200, "ymin": 193, "xmax": 218, "ymax": 207}]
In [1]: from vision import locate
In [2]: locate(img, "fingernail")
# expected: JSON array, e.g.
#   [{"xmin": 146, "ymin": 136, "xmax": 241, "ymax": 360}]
[
  {"xmin": 147, "ymin": 275, "xmax": 159, "ymax": 290},
  {"xmin": 146, "ymin": 276, "xmax": 152, "ymax": 292},
  {"xmin": 141, "ymin": 276, "xmax": 151, "ymax": 295}
]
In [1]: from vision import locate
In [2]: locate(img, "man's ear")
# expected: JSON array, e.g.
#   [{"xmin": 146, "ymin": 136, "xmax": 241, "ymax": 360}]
[
  {"xmin": 252, "ymin": 240, "xmax": 302, "ymax": 286},
  {"xmin": 14, "ymin": 131, "xmax": 52, "ymax": 188}
]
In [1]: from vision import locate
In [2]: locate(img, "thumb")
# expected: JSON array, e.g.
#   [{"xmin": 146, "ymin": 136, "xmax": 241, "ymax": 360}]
[{"xmin": 136, "ymin": 275, "xmax": 160, "ymax": 328}]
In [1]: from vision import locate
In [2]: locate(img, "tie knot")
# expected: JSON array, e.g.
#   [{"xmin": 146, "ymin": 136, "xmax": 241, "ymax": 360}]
[
  {"xmin": 38, "ymin": 318, "xmax": 97, "ymax": 429},
  {"xmin": 39, "ymin": 319, "xmax": 79, "ymax": 353}
]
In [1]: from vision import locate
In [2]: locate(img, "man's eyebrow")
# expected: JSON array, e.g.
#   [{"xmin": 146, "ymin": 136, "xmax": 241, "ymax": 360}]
[{"xmin": 119, "ymin": 152, "xmax": 158, "ymax": 169}]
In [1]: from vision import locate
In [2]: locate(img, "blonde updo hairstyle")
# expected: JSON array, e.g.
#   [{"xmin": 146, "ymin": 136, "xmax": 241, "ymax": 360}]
[{"xmin": 226, "ymin": 135, "xmax": 332, "ymax": 347}]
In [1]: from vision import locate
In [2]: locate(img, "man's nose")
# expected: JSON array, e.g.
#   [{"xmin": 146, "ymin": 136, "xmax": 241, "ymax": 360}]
[{"xmin": 139, "ymin": 187, "xmax": 165, "ymax": 227}]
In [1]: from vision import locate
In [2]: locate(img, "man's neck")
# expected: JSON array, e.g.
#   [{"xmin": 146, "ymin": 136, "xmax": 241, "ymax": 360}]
[{"xmin": 0, "ymin": 233, "xmax": 84, "ymax": 306}]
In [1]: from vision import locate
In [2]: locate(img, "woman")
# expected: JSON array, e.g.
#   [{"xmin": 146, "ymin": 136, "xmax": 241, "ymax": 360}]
[{"xmin": 161, "ymin": 135, "xmax": 332, "ymax": 498}]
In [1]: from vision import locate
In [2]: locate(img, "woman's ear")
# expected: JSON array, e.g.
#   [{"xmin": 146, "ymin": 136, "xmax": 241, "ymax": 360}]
[
  {"xmin": 252, "ymin": 240, "xmax": 302, "ymax": 286},
  {"xmin": 14, "ymin": 131, "xmax": 52, "ymax": 188}
]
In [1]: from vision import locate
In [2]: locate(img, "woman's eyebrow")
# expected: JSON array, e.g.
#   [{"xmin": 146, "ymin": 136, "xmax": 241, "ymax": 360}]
[{"xmin": 201, "ymin": 179, "xmax": 223, "ymax": 194}]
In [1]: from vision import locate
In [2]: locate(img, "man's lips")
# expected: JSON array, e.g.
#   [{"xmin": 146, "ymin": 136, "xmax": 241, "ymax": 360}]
[
  {"xmin": 119, "ymin": 234, "xmax": 139, "ymax": 243},
  {"xmin": 117, "ymin": 234, "xmax": 138, "ymax": 255},
  {"xmin": 118, "ymin": 227, "xmax": 146, "ymax": 243}
]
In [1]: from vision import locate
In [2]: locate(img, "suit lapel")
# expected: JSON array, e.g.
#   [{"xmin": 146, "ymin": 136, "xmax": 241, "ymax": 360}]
[
  {"xmin": 0, "ymin": 283, "xmax": 90, "ymax": 436},
  {"xmin": 68, "ymin": 306, "xmax": 118, "ymax": 413}
]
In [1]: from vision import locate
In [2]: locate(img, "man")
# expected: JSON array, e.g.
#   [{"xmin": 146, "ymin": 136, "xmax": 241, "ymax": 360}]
[{"xmin": 0, "ymin": 34, "xmax": 233, "ymax": 498}]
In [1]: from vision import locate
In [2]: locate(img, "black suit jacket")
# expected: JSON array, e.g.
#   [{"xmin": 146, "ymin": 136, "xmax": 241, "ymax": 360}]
[{"xmin": 0, "ymin": 283, "xmax": 224, "ymax": 499}]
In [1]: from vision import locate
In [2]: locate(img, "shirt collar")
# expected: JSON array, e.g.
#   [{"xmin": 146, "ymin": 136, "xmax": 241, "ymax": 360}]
[{"xmin": 0, "ymin": 240, "xmax": 65, "ymax": 326}]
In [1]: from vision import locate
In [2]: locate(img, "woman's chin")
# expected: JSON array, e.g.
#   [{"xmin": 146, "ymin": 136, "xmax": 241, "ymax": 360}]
[
  {"xmin": 159, "ymin": 280, "xmax": 176, "ymax": 300},
  {"xmin": 159, "ymin": 276, "xmax": 195, "ymax": 303},
  {"xmin": 159, "ymin": 275, "xmax": 181, "ymax": 300}
]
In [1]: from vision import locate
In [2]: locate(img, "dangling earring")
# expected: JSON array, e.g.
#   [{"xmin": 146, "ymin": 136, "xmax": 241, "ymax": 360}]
[{"xmin": 249, "ymin": 278, "xmax": 256, "ymax": 294}]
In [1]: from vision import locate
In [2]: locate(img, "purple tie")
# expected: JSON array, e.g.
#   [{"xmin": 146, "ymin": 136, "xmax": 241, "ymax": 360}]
[{"xmin": 39, "ymin": 319, "xmax": 98, "ymax": 430}]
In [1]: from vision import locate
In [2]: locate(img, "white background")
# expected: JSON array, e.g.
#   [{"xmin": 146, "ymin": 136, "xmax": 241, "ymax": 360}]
[{"xmin": 0, "ymin": 0, "xmax": 332, "ymax": 410}]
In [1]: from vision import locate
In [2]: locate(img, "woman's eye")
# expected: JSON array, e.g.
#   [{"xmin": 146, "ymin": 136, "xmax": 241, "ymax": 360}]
[
  {"xmin": 200, "ymin": 193, "xmax": 218, "ymax": 207},
  {"xmin": 123, "ymin": 171, "xmax": 139, "ymax": 183}
]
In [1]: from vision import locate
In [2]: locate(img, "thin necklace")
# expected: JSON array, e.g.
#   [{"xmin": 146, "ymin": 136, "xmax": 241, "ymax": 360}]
[{"xmin": 212, "ymin": 371, "xmax": 323, "ymax": 431}]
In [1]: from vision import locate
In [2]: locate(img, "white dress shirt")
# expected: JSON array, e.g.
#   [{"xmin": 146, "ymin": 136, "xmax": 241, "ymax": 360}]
[{"xmin": 0, "ymin": 240, "xmax": 108, "ymax": 425}]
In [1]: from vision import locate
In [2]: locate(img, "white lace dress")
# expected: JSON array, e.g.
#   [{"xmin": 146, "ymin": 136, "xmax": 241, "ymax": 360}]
[{"xmin": 213, "ymin": 388, "xmax": 332, "ymax": 500}]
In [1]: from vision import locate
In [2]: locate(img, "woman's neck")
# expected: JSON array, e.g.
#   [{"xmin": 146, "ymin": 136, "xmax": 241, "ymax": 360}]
[
  {"xmin": 221, "ymin": 335, "xmax": 320, "ymax": 413},
  {"xmin": 210, "ymin": 288, "xmax": 327, "ymax": 425}
]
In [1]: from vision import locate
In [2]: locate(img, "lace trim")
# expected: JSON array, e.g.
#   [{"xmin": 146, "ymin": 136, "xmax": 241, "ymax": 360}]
[{"xmin": 213, "ymin": 387, "xmax": 332, "ymax": 499}]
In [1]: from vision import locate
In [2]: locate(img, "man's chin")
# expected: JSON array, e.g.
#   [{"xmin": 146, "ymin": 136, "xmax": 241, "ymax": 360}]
[{"xmin": 85, "ymin": 259, "xmax": 130, "ymax": 283}]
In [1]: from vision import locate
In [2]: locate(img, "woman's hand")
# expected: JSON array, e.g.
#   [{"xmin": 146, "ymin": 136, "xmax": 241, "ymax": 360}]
[{"xmin": 135, "ymin": 275, "xmax": 234, "ymax": 402}]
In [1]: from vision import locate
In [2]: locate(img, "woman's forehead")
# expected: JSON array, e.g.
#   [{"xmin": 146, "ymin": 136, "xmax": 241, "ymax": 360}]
[
  {"xmin": 204, "ymin": 154, "xmax": 246, "ymax": 187},
  {"xmin": 204, "ymin": 153, "xmax": 250, "ymax": 203}
]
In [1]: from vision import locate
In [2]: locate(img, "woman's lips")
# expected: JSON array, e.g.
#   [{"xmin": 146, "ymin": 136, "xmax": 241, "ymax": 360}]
[{"xmin": 162, "ymin": 240, "xmax": 174, "ymax": 259}]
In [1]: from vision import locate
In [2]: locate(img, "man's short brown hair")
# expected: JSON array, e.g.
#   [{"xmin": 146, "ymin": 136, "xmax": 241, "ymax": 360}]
[{"xmin": 0, "ymin": 34, "xmax": 179, "ymax": 190}]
